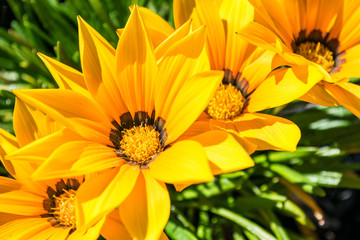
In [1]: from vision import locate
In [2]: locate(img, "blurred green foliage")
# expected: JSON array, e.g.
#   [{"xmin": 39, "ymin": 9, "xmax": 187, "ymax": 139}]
[{"xmin": 1, "ymin": 1, "xmax": 360, "ymax": 240}]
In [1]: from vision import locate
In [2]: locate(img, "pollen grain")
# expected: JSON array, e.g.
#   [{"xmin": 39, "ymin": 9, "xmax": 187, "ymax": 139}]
[
  {"xmin": 296, "ymin": 42, "xmax": 334, "ymax": 72},
  {"xmin": 206, "ymin": 83, "xmax": 244, "ymax": 120},
  {"xmin": 52, "ymin": 189, "xmax": 77, "ymax": 229},
  {"xmin": 120, "ymin": 125, "xmax": 161, "ymax": 165}
]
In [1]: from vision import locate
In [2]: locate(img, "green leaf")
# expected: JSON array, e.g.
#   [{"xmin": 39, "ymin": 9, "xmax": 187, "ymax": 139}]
[
  {"xmin": 269, "ymin": 164, "xmax": 311, "ymax": 184},
  {"xmin": 165, "ymin": 220, "xmax": 198, "ymax": 240},
  {"xmin": 305, "ymin": 171, "xmax": 360, "ymax": 189},
  {"xmin": 210, "ymin": 207, "xmax": 277, "ymax": 240}
]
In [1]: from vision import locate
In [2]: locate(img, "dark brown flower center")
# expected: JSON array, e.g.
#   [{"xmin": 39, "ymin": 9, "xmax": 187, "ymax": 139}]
[
  {"xmin": 42, "ymin": 179, "xmax": 81, "ymax": 230},
  {"xmin": 109, "ymin": 111, "xmax": 167, "ymax": 166},
  {"xmin": 206, "ymin": 69, "xmax": 250, "ymax": 120},
  {"xmin": 295, "ymin": 41, "xmax": 335, "ymax": 72}
]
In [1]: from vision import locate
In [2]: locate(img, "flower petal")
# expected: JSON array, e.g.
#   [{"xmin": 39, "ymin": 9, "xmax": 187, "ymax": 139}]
[
  {"xmin": 220, "ymin": 0, "xmax": 255, "ymax": 75},
  {"xmin": 233, "ymin": 113, "xmax": 300, "ymax": 152},
  {"xmin": 324, "ymin": 81, "xmax": 360, "ymax": 118},
  {"xmin": 155, "ymin": 18, "xmax": 191, "ymax": 61},
  {"xmin": 131, "ymin": 5, "xmax": 174, "ymax": 48},
  {"xmin": 100, "ymin": 210, "xmax": 132, "ymax": 240},
  {"xmin": 150, "ymin": 140, "xmax": 213, "ymax": 185},
  {"xmin": 162, "ymin": 71, "xmax": 223, "ymax": 144},
  {"xmin": 78, "ymin": 16, "xmax": 127, "ymax": 122},
  {"xmin": 116, "ymin": 5, "xmax": 157, "ymax": 115},
  {"xmin": 143, "ymin": 170, "xmax": 170, "ymax": 240},
  {"xmin": 13, "ymin": 89, "xmax": 112, "ymax": 144},
  {"xmin": 0, "ymin": 129, "xmax": 19, "ymax": 176},
  {"xmin": 298, "ymin": 82, "xmax": 339, "ymax": 107},
  {"xmin": 331, "ymin": 44, "xmax": 360, "ymax": 79},
  {"xmin": 155, "ymin": 25, "xmax": 210, "ymax": 128},
  {"xmin": 31, "ymin": 224, "xmax": 71, "ymax": 240},
  {"xmin": 0, "ymin": 218, "xmax": 54, "ymax": 239},
  {"xmin": 31, "ymin": 141, "xmax": 120, "ymax": 180},
  {"xmin": 237, "ymin": 21, "xmax": 288, "ymax": 53},
  {"xmin": 247, "ymin": 65, "xmax": 323, "ymax": 113},
  {"xmin": 192, "ymin": 0, "xmax": 226, "ymax": 70},
  {"xmin": 13, "ymin": 98, "xmax": 64, "ymax": 148},
  {"xmin": 241, "ymin": 50, "xmax": 275, "ymax": 93},
  {"xmin": 37, "ymin": 53, "xmax": 90, "ymax": 98},
  {"xmin": 7, "ymin": 128, "xmax": 84, "ymax": 165},
  {"xmin": 173, "ymin": 0, "xmax": 196, "ymax": 29},
  {"xmin": 119, "ymin": 172, "xmax": 147, "ymax": 239},
  {"xmin": 76, "ymin": 165, "xmax": 139, "ymax": 230},
  {"xmin": 190, "ymin": 131, "xmax": 254, "ymax": 175},
  {"xmin": 0, "ymin": 185, "xmax": 44, "ymax": 216}
]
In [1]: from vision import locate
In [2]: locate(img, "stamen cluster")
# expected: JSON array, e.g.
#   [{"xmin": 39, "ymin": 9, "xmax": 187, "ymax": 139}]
[
  {"xmin": 206, "ymin": 83, "xmax": 245, "ymax": 120},
  {"xmin": 52, "ymin": 189, "xmax": 77, "ymax": 229},
  {"xmin": 296, "ymin": 42, "xmax": 335, "ymax": 72},
  {"xmin": 120, "ymin": 125, "xmax": 162, "ymax": 165}
]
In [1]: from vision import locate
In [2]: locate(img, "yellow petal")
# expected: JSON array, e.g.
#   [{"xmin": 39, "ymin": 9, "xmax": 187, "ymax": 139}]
[
  {"xmin": 0, "ymin": 212, "xmax": 25, "ymax": 226},
  {"xmin": 298, "ymin": 82, "xmax": 339, "ymax": 107},
  {"xmin": 0, "ymin": 218, "xmax": 53, "ymax": 239},
  {"xmin": 324, "ymin": 81, "xmax": 360, "ymax": 118},
  {"xmin": 37, "ymin": 53, "xmax": 90, "ymax": 98},
  {"xmin": 184, "ymin": 120, "xmax": 258, "ymax": 155},
  {"xmin": 78, "ymin": 16, "xmax": 128, "ymax": 122},
  {"xmin": 149, "ymin": 140, "xmax": 213, "ymax": 185},
  {"xmin": 13, "ymin": 98, "xmax": 64, "ymax": 148},
  {"xmin": 30, "ymin": 224, "xmax": 70, "ymax": 240},
  {"xmin": 193, "ymin": 0, "xmax": 226, "ymax": 70},
  {"xmin": 0, "ymin": 177, "xmax": 21, "ymax": 193},
  {"xmin": 241, "ymin": 50, "xmax": 275, "ymax": 93},
  {"xmin": 336, "ymin": 1, "xmax": 360, "ymax": 52},
  {"xmin": 248, "ymin": 0, "xmax": 295, "ymax": 47},
  {"xmin": 119, "ymin": 172, "xmax": 147, "ymax": 239},
  {"xmin": 160, "ymin": 233, "xmax": 169, "ymax": 240},
  {"xmin": 13, "ymin": 89, "xmax": 112, "ymax": 144},
  {"xmin": 0, "ymin": 128, "xmax": 18, "ymax": 176},
  {"xmin": 162, "ymin": 71, "xmax": 223, "ymax": 144},
  {"xmin": 233, "ymin": 113, "xmax": 300, "ymax": 152},
  {"xmin": 173, "ymin": 0, "xmax": 196, "ymax": 29},
  {"xmin": 177, "ymin": 120, "xmax": 212, "ymax": 141},
  {"xmin": 77, "ymin": 165, "xmax": 139, "ymax": 230},
  {"xmin": 100, "ymin": 210, "xmax": 132, "ymax": 240},
  {"xmin": 68, "ymin": 216, "xmax": 105, "ymax": 240},
  {"xmin": 143, "ymin": 170, "xmax": 170, "ymax": 240},
  {"xmin": 247, "ymin": 65, "xmax": 323, "ymax": 113},
  {"xmin": 155, "ymin": 18, "xmax": 191, "ymax": 61},
  {"xmin": 48, "ymin": 228, "xmax": 71, "ymax": 240},
  {"xmin": 130, "ymin": 5, "xmax": 174, "ymax": 48},
  {"xmin": 155, "ymin": 25, "xmax": 209, "ymax": 127},
  {"xmin": 0, "ymin": 187, "xmax": 44, "ymax": 216},
  {"xmin": 220, "ymin": 0, "xmax": 255, "ymax": 75},
  {"xmin": 190, "ymin": 131, "xmax": 254, "ymax": 175},
  {"xmin": 32, "ymin": 141, "xmax": 120, "ymax": 180},
  {"xmin": 331, "ymin": 44, "xmax": 360, "ymax": 79},
  {"xmin": 7, "ymin": 128, "xmax": 84, "ymax": 164},
  {"xmin": 237, "ymin": 21, "xmax": 288, "ymax": 53},
  {"xmin": 116, "ymin": 5, "xmax": 157, "ymax": 115},
  {"xmin": 276, "ymin": 52, "xmax": 334, "ymax": 83}
]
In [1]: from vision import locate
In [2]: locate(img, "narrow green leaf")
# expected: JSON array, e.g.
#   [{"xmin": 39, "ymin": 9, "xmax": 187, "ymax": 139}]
[
  {"xmin": 165, "ymin": 220, "xmax": 198, "ymax": 240},
  {"xmin": 210, "ymin": 207, "xmax": 277, "ymax": 240}
]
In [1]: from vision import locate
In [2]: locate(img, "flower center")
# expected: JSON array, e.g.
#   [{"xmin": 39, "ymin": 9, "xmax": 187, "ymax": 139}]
[
  {"xmin": 296, "ymin": 42, "xmax": 334, "ymax": 72},
  {"xmin": 52, "ymin": 189, "xmax": 76, "ymax": 229},
  {"xmin": 120, "ymin": 125, "xmax": 161, "ymax": 165},
  {"xmin": 206, "ymin": 83, "xmax": 245, "ymax": 120}
]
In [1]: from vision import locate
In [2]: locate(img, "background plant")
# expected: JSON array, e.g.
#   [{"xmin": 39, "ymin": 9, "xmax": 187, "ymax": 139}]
[{"xmin": 1, "ymin": 0, "xmax": 360, "ymax": 239}]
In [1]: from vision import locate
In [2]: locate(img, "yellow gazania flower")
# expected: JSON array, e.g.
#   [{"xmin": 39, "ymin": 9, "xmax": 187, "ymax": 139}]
[
  {"xmin": 239, "ymin": 0, "xmax": 360, "ymax": 117},
  {"xmin": 8, "ymin": 6, "xmax": 253, "ymax": 239},
  {"xmin": 173, "ymin": 0, "xmax": 322, "ymax": 151},
  {"xmin": 0, "ymin": 101, "xmax": 108, "ymax": 239}
]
